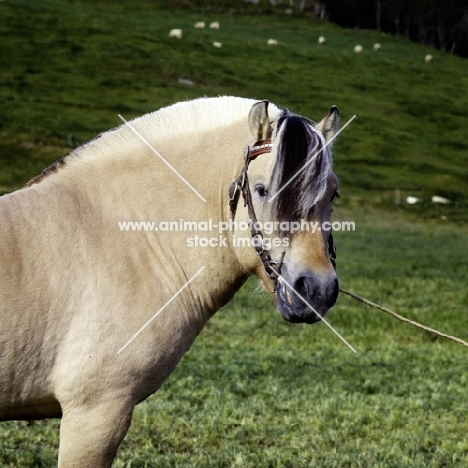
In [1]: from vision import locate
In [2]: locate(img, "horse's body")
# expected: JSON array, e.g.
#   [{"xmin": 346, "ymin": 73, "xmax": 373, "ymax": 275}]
[{"xmin": 0, "ymin": 96, "xmax": 340, "ymax": 467}]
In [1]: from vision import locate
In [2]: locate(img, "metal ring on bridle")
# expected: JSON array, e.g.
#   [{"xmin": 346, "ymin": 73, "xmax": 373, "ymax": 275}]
[{"xmin": 252, "ymin": 233, "xmax": 265, "ymax": 255}]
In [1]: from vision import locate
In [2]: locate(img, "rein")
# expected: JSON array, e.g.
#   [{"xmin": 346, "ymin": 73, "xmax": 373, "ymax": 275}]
[{"xmin": 228, "ymin": 139, "xmax": 336, "ymax": 293}]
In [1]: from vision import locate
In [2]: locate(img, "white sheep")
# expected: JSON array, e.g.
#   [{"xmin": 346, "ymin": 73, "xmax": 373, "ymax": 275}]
[
  {"xmin": 267, "ymin": 38, "xmax": 278, "ymax": 46},
  {"xmin": 425, "ymin": 54, "xmax": 433, "ymax": 63},
  {"xmin": 318, "ymin": 36, "xmax": 326, "ymax": 44},
  {"xmin": 212, "ymin": 41, "xmax": 223, "ymax": 48},
  {"xmin": 431, "ymin": 195, "xmax": 450, "ymax": 204},
  {"xmin": 209, "ymin": 22, "xmax": 220, "ymax": 29},
  {"xmin": 373, "ymin": 43, "xmax": 381, "ymax": 51},
  {"xmin": 169, "ymin": 29, "xmax": 182, "ymax": 39},
  {"xmin": 406, "ymin": 196, "xmax": 421, "ymax": 205},
  {"xmin": 354, "ymin": 45, "xmax": 363, "ymax": 53},
  {"xmin": 194, "ymin": 22, "xmax": 205, "ymax": 29}
]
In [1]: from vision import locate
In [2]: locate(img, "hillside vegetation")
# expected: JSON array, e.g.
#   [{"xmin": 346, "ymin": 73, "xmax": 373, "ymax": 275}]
[
  {"xmin": 0, "ymin": 1, "xmax": 467, "ymax": 467},
  {"xmin": 1, "ymin": 0, "xmax": 467, "ymax": 218}
]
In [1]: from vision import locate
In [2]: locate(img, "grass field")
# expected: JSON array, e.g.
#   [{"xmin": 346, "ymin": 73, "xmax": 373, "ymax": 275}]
[{"xmin": 0, "ymin": 0, "xmax": 467, "ymax": 466}]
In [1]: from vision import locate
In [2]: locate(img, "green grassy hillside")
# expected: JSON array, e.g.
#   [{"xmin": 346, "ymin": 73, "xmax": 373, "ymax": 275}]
[
  {"xmin": 1, "ymin": 0, "xmax": 467, "ymax": 213},
  {"xmin": 0, "ymin": 1, "xmax": 467, "ymax": 467}
]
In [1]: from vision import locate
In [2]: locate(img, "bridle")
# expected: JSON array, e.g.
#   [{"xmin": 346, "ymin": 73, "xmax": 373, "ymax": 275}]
[
  {"xmin": 228, "ymin": 139, "xmax": 284, "ymax": 292},
  {"xmin": 228, "ymin": 139, "xmax": 337, "ymax": 293}
]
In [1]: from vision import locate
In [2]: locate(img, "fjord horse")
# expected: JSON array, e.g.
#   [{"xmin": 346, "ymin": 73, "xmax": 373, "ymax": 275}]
[{"xmin": 0, "ymin": 96, "xmax": 340, "ymax": 466}]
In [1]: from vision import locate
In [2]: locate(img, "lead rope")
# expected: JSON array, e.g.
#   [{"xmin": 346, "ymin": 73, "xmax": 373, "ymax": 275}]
[
  {"xmin": 233, "ymin": 146, "xmax": 466, "ymax": 349},
  {"xmin": 339, "ymin": 288, "xmax": 468, "ymax": 349}
]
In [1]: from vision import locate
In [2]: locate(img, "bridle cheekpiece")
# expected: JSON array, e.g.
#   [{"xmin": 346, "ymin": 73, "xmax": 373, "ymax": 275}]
[
  {"xmin": 229, "ymin": 139, "xmax": 285, "ymax": 293},
  {"xmin": 228, "ymin": 138, "xmax": 337, "ymax": 293}
]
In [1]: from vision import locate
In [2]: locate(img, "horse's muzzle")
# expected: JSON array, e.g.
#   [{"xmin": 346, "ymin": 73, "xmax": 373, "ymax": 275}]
[{"xmin": 276, "ymin": 272, "xmax": 339, "ymax": 324}]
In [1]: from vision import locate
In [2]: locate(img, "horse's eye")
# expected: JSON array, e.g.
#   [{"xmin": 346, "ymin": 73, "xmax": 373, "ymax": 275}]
[{"xmin": 254, "ymin": 184, "xmax": 268, "ymax": 198}]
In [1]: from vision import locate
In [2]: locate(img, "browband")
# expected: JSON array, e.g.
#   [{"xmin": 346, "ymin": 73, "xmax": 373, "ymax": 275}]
[{"xmin": 244, "ymin": 139, "xmax": 273, "ymax": 161}]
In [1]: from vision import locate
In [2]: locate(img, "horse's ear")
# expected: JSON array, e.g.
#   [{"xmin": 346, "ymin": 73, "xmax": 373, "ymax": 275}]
[
  {"xmin": 316, "ymin": 105, "xmax": 340, "ymax": 144},
  {"xmin": 248, "ymin": 100, "xmax": 272, "ymax": 141}
]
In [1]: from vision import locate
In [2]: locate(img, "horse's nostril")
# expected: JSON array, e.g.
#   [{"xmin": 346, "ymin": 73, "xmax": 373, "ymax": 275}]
[
  {"xmin": 292, "ymin": 274, "xmax": 338, "ymax": 307},
  {"xmin": 293, "ymin": 276, "xmax": 319, "ymax": 303},
  {"xmin": 293, "ymin": 276, "xmax": 308, "ymax": 298},
  {"xmin": 277, "ymin": 273, "xmax": 338, "ymax": 324}
]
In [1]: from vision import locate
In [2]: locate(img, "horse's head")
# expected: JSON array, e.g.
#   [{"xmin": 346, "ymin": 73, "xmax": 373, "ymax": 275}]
[{"xmin": 230, "ymin": 100, "xmax": 341, "ymax": 324}]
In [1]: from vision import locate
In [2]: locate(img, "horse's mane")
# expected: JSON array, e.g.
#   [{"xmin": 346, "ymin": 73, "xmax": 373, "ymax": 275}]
[
  {"xmin": 268, "ymin": 110, "xmax": 332, "ymax": 222},
  {"xmin": 26, "ymin": 158, "xmax": 67, "ymax": 187},
  {"xmin": 26, "ymin": 96, "xmax": 280, "ymax": 187},
  {"xmin": 24, "ymin": 97, "xmax": 332, "ymax": 218}
]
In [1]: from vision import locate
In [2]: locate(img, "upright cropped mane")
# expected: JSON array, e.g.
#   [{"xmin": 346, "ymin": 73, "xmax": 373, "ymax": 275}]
[
  {"xmin": 26, "ymin": 96, "xmax": 282, "ymax": 187},
  {"xmin": 269, "ymin": 111, "xmax": 332, "ymax": 222},
  {"xmin": 25, "ymin": 96, "xmax": 332, "ymax": 221}
]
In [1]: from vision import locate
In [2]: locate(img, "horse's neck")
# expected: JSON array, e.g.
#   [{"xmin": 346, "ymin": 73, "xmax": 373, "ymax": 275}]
[{"xmin": 50, "ymin": 119, "xmax": 252, "ymax": 319}]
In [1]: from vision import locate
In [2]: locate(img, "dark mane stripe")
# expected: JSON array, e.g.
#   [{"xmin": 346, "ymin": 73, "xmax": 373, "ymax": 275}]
[
  {"xmin": 25, "ymin": 158, "xmax": 66, "ymax": 187},
  {"xmin": 270, "ymin": 111, "xmax": 332, "ymax": 223}
]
